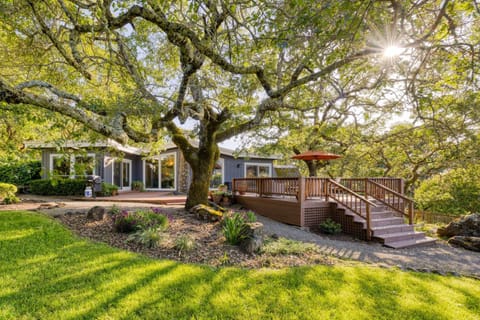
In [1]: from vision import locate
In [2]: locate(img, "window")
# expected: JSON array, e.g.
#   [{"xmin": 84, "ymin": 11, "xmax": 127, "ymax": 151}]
[
  {"xmin": 49, "ymin": 153, "xmax": 96, "ymax": 178},
  {"xmin": 160, "ymin": 154, "xmax": 175, "ymax": 189},
  {"xmin": 51, "ymin": 155, "xmax": 70, "ymax": 177},
  {"xmin": 74, "ymin": 155, "xmax": 95, "ymax": 176},
  {"xmin": 143, "ymin": 153, "xmax": 176, "ymax": 190},
  {"xmin": 210, "ymin": 158, "xmax": 224, "ymax": 189},
  {"xmin": 145, "ymin": 159, "xmax": 159, "ymax": 189},
  {"xmin": 245, "ymin": 163, "xmax": 272, "ymax": 178}
]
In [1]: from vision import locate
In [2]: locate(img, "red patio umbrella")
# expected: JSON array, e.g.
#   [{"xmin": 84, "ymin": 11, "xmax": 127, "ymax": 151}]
[
  {"xmin": 291, "ymin": 150, "xmax": 342, "ymax": 161},
  {"xmin": 291, "ymin": 150, "xmax": 342, "ymax": 177}
]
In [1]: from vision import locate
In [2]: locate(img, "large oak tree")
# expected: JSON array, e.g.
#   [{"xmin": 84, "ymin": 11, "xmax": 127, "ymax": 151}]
[{"xmin": 0, "ymin": 0, "xmax": 457, "ymax": 208}]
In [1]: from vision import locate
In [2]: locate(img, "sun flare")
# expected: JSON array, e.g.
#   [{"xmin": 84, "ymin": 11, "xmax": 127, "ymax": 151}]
[{"xmin": 383, "ymin": 45, "xmax": 404, "ymax": 58}]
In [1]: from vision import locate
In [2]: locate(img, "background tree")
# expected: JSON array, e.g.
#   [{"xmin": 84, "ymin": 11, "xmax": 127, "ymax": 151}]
[{"xmin": 0, "ymin": 0, "xmax": 460, "ymax": 208}]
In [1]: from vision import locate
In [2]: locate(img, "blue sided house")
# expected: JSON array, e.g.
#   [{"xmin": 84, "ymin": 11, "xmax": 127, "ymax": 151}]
[{"xmin": 25, "ymin": 140, "xmax": 279, "ymax": 193}]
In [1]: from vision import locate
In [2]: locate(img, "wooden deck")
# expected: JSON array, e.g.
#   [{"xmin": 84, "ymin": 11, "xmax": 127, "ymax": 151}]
[
  {"xmin": 235, "ymin": 194, "xmax": 331, "ymax": 227},
  {"xmin": 232, "ymin": 177, "xmax": 435, "ymax": 248}
]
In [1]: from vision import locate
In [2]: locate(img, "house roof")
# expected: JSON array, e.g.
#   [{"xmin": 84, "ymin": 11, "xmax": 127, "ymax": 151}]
[
  {"xmin": 24, "ymin": 140, "xmax": 144, "ymax": 155},
  {"xmin": 24, "ymin": 139, "xmax": 280, "ymax": 160}
]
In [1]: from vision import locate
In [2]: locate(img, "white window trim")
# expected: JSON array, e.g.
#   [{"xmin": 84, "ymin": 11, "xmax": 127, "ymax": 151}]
[
  {"xmin": 49, "ymin": 153, "xmax": 96, "ymax": 179},
  {"xmin": 244, "ymin": 162, "xmax": 272, "ymax": 178},
  {"xmin": 143, "ymin": 152, "xmax": 177, "ymax": 191},
  {"xmin": 210, "ymin": 157, "xmax": 225, "ymax": 190}
]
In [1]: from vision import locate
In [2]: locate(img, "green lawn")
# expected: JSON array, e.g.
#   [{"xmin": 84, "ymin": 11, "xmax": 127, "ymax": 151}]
[{"xmin": 0, "ymin": 211, "xmax": 479, "ymax": 320}]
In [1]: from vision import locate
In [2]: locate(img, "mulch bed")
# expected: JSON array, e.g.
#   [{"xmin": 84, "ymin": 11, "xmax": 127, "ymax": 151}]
[{"xmin": 55, "ymin": 207, "xmax": 339, "ymax": 269}]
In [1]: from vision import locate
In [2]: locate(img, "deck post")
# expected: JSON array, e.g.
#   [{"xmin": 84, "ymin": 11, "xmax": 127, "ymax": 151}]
[
  {"xmin": 408, "ymin": 201, "xmax": 414, "ymax": 225},
  {"xmin": 324, "ymin": 179, "xmax": 329, "ymax": 201},
  {"xmin": 366, "ymin": 203, "xmax": 372, "ymax": 241},
  {"xmin": 299, "ymin": 177, "xmax": 306, "ymax": 226},
  {"xmin": 364, "ymin": 178, "xmax": 368, "ymax": 198}
]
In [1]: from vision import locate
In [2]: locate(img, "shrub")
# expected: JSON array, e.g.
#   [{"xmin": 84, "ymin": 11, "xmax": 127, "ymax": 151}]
[
  {"xmin": 0, "ymin": 182, "xmax": 17, "ymax": 198},
  {"xmin": 0, "ymin": 182, "xmax": 18, "ymax": 204},
  {"xmin": 3, "ymin": 194, "xmax": 20, "ymax": 204},
  {"xmin": 100, "ymin": 182, "xmax": 119, "ymax": 196},
  {"xmin": 113, "ymin": 211, "xmax": 138, "ymax": 233},
  {"xmin": 30, "ymin": 178, "xmax": 86, "ymax": 196},
  {"xmin": 222, "ymin": 213, "xmax": 249, "ymax": 245},
  {"xmin": 128, "ymin": 227, "xmax": 165, "ymax": 248},
  {"xmin": 109, "ymin": 204, "xmax": 121, "ymax": 215},
  {"xmin": 415, "ymin": 166, "xmax": 480, "ymax": 215},
  {"xmin": 319, "ymin": 219, "xmax": 342, "ymax": 234},
  {"xmin": 261, "ymin": 237, "xmax": 318, "ymax": 256},
  {"xmin": 174, "ymin": 235, "xmax": 196, "ymax": 253},
  {"xmin": 0, "ymin": 161, "xmax": 41, "ymax": 187},
  {"xmin": 131, "ymin": 180, "xmax": 144, "ymax": 191},
  {"xmin": 113, "ymin": 208, "xmax": 170, "ymax": 234},
  {"xmin": 135, "ymin": 209, "xmax": 169, "ymax": 231}
]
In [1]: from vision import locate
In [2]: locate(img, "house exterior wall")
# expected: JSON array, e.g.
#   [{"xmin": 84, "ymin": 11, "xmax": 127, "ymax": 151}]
[
  {"xmin": 223, "ymin": 156, "xmax": 275, "ymax": 183},
  {"xmin": 37, "ymin": 145, "xmax": 276, "ymax": 193},
  {"xmin": 40, "ymin": 149, "xmax": 105, "ymax": 179}
]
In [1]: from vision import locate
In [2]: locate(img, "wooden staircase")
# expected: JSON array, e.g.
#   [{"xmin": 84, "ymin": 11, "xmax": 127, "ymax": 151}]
[
  {"xmin": 339, "ymin": 200, "xmax": 436, "ymax": 249},
  {"xmin": 368, "ymin": 201, "xmax": 436, "ymax": 249}
]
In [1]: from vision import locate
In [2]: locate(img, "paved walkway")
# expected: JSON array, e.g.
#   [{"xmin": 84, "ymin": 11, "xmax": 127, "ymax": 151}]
[{"xmin": 3, "ymin": 196, "xmax": 479, "ymax": 278}]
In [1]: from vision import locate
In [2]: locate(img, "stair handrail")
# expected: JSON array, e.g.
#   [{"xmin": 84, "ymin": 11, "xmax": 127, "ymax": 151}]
[
  {"xmin": 326, "ymin": 178, "xmax": 377, "ymax": 240},
  {"xmin": 366, "ymin": 179, "xmax": 414, "ymax": 225}
]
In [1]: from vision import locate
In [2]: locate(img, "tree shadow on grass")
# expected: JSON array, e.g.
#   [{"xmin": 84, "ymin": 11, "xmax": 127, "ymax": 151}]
[{"xmin": 1, "ymin": 211, "xmax": 479, "ymax": 319}]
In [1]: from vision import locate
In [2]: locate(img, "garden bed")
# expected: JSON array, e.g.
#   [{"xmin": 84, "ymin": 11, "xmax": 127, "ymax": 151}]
[{"xmin": 55, "ymin": 207, "xmax": 339, "ymax": 269}]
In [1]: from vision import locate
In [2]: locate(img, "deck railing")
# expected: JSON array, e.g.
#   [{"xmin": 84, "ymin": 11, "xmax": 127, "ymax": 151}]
[
  {"xmin": 365, "ymin": 179, "xmax": 414, "ymax": 224},
  {"xmin": 233, "ymin": 177, "xmax": 379, "ymax": 239},
  {"xmin": 324, "ymin": 179, "xmax": 376, "ymax": 240},
  {"xmin": 233, "ymin": 177, "xmax": 301, "ymax": 198},
  {"xmin": 340, "ymin": 178, "xmax": 404, "ymax": 194}
]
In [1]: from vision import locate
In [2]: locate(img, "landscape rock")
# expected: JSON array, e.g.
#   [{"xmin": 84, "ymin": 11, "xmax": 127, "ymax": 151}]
[
  {"xmin": 437, "ymin": 213, "xmax": 480, "ymax": 237},
  {"xmin": 448, "ymin": 236, "xmax": 480, "ymax": 252},
  {"xmin": 86, "ymin": 206, "xmax": 106, "ymax": 221},
  {"xmin": 190, "ymin": 204, "xmax": 223, "ymax": 222},
  {"xmin": 240, "ymin": 222, "xmax": 264, "ymax": 254}
]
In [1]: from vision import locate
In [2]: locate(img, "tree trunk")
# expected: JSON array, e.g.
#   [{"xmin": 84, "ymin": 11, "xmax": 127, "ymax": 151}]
[
  {"xmin": 306, "ymin": 160, "xmax": 317, "ymax": 177},
  {"xmin": 185, "ymin": 158, "xmax": 215, "ymax": 210},
  {"xmin": 183, "ymin": 140, "xmax": 220, "ymax": 210}
]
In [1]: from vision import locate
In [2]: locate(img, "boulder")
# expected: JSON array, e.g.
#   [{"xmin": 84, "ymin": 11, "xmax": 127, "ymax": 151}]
[
  {"xmin": 240, "ymin": 222, "xmax": 264, "ymax": 254},
  {"xmin": 190, "ymin": 204, "xmax": 223, "ymax": 222},
  {"xmin": 448, "ymin": 236, "xmax": 480, "ymax": 252},
  {"xmin": 86, "ymin": 206, "xmax": 106, "ymax": 221},
  {"xmin": 437, "ymin": 213, "xmax": 480, "ymax": 237}
]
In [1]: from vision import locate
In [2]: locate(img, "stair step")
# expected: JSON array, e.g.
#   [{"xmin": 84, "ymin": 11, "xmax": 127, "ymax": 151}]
[
  {"xmin": 372, "ymin": 224, "xmax": 414, "ymax": 235},
  {"xmin": 371, "ymin": 217, "xmax": 404, "ymax": 227},
  {"xmin": 370, "ymin": 211, "xmax": 396, "ymax": 219},
  {"xmin": 375, "ymin": 231, "xmax": 426, "ymax": 244},
  {"xmin": 383, "ymin": 237, "xmax": 437, "ymax": 249}
]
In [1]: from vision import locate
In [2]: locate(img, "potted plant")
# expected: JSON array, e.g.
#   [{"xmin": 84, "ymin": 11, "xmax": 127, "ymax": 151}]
[
  {"xmin": 236, "ymin": 181, "xmax": 247, "ymax": 195},
  {"xmin": 221, "ymin": 191, "xmax": 233, "ymax": 206}
]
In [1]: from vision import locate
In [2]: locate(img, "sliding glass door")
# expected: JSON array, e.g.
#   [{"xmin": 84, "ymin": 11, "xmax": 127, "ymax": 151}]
[
  {"xmin": 113, "ymin": 159, "xmax": 132, "ymax": 190},
  {"xmin": 144, "ymin": 153, "xmax": 176, "ymax": 190}
]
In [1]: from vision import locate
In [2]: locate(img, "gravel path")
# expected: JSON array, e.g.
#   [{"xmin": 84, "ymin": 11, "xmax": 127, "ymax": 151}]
[{"xmin": 256, "ymin": 215, "xmax": 480, "ymax": 278}]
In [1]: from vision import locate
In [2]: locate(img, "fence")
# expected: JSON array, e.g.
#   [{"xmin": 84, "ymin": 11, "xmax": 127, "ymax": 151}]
[{"xmin": 414, "ymin": 211, "xmax": 458, "ymax": 224}]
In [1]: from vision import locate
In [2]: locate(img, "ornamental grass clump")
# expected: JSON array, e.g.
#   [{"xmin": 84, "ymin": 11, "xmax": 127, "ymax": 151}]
[
  {"xmin": 222, "ymin": 212, "xmax": 249, "ymax": 245},
  {"xmin": 174, "ymin": 235, "xmax": 196, "ymax": 254},
  {"xmin": 127, "ymin": 227, "xmax": 165, "ymax": 248},
  {"xmin": 113, "ymin": 208, "xmax": 170, "ymax": 234}
]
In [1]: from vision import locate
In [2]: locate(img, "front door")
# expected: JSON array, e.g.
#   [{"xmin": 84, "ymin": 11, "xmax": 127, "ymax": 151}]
[{"xmin": 113, "ymin": 159, "xmax": 132, "ymax": 191}]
